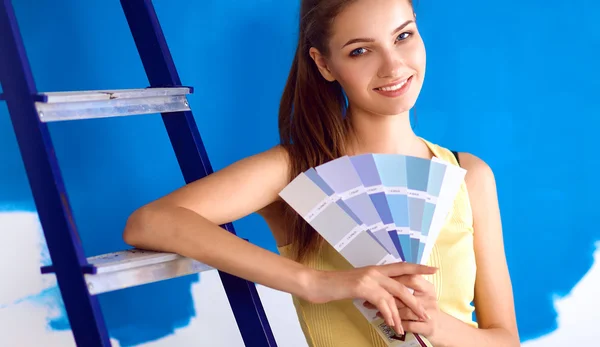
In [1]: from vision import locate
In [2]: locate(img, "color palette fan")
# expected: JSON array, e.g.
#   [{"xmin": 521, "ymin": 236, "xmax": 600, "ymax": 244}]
[{"xmin": 279, "ymin": 153, "xmax": 466, "ymax": 346}]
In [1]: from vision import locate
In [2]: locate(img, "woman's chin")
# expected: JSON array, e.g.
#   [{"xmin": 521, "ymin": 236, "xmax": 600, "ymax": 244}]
[{"xmin": 374, "ymin": 103, "xmax": 417, "ymax": 118}]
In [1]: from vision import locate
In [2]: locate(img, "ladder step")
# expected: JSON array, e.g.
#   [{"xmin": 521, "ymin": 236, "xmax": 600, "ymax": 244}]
[
  {"xmin": 34, "ymin": 87, "xmax": 193, "ymax": 122},
  {"xmin": 41, "ymin": 248, "xmax": 213, "ymax": 295}
]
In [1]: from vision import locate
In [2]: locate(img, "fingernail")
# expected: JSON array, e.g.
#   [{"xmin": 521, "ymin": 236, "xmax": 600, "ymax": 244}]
[{"xmin": 397, "ymin": 326, "xmax": 405, "ymax": 336}]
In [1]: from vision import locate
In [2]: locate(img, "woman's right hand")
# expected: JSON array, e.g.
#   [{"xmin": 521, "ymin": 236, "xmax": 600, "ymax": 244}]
[{"xmin": 306, "ymin": 262, "xmax": 437, "ymax": 333}]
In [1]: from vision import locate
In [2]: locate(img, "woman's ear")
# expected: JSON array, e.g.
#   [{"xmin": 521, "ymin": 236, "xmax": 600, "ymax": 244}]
[{"xmin": 309, "ymin": 47, "xmax": 336, "ymax": 82}]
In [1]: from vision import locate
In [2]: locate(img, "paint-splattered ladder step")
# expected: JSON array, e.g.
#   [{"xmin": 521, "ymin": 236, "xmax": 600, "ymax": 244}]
[
  {"xmin": 32, "ymin": 87, "xmax": 193, "ymax": 122},
  {"xmin": 41, "ymin": 249, "xmax": 213, "ymax": 295}
]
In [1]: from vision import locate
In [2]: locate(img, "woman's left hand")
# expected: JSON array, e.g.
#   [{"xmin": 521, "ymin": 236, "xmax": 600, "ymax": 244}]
[{"xmin": 363, "ymin": 274, "xmax": 442, "ymax": 343}]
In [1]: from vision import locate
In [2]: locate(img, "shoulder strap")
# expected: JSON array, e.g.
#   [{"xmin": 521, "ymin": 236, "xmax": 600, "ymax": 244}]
[{"xmin": 451, "ymin": 150, "xmax": 460, "ymax": 166}]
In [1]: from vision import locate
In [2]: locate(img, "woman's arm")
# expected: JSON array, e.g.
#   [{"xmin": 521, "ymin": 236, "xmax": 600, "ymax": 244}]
[
  {"xmin": 433, "ymin": 153, "xmax": 520, "ymax": 347},
  {"xmin": 123, "ymin": 146, "xmax": 315, "ymax": 299}
]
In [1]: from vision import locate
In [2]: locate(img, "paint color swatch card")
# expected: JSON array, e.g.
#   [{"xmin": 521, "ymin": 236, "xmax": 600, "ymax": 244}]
[
  {"xmin": 279, "ymin": 153, "xmax": 467, "ymax": 347},
  {"xmin": 372, "ymin": 154, "xmax": 412, "ymax": 262},
  {"xmin": 350, "ymin": 154, "xmax": 406, "ymax": 261},
  {"xmin": 419, "ymin": 156, "xmax": 467, "ymax": 264},
  {"xmin": 416, "ymin": 160, "xmax": 447, "ymax": 264},
  {"xmin": 278, "ymin": 168, "xmax": 396, "ymax": 268},
  {"xmin": 405, "ymin": 156, "xmax": 431, "ymax": 263},
  {"xmin": 315, "ymin": 156, "xmax": 402, "ymax": 261}
]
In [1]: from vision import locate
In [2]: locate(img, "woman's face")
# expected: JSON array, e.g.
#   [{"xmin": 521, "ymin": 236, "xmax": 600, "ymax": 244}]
[{"xmin": 312, "ymin": 0, "xmax": 427, "ymax": 117}]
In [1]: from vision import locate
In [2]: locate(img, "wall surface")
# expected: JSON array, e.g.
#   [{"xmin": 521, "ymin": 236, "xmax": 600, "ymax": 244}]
[{"xmin": 1, "ymin": 0, "xmax": 598, "ymax": 346}]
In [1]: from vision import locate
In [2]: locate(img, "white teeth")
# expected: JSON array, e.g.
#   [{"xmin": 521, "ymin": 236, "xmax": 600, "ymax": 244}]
[{"xmin": 377, "ymin": 79, "xmax": 408, "ymax": 91}]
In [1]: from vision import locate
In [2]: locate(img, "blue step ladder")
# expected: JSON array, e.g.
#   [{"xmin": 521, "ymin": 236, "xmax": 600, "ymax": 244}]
[{"xmin": 0, "ymin": 0, "xmax": 277, "ymax": 346}]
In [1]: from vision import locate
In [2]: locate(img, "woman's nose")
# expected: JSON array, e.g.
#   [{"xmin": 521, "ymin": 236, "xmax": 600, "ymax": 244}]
[{"xmin": 377, "ymin": 51, "xmax": 405, "ymax": 79}]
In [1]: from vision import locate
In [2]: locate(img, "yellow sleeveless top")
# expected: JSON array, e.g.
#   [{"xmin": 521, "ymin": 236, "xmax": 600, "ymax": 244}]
[{"xmin": 277, "ymin": 139, "xmax": 478, "ymax": 347}]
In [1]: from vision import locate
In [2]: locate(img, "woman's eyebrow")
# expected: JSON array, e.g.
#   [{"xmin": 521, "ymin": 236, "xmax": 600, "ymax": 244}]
[{"xmin": 342, "ymin": 20, "xmax": 414, "ymax": 48}]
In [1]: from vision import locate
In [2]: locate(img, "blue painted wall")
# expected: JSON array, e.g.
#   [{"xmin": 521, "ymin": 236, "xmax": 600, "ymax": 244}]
[{"xmin": 1, "ymin": 0, "xmax": 598, "ymax": 345}]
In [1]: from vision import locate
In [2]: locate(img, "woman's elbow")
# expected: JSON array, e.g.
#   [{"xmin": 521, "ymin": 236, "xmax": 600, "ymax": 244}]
[{"xmin": 123, "ymin": 204, "xmax": 162, "ymax": 249}]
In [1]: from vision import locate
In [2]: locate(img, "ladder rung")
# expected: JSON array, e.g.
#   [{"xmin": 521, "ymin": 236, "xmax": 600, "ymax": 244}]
[
  {"xmin": 34, "ymin": 87, "xmax": 193, "ymax": 122},
  {"xmin": 42, "ymin": 248, "xmax": 213, "ymax": 295}
]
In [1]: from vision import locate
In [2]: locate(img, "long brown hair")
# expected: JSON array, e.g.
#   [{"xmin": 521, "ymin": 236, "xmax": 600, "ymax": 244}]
[{"xmin": 278, "ymin": 0, "xmax": 413, "ymax": 262}]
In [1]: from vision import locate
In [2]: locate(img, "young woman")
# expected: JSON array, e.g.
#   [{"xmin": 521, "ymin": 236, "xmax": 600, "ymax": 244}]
[{"xmin": 123, "ymin": 0, "xmax": 520, "ymax": 346}]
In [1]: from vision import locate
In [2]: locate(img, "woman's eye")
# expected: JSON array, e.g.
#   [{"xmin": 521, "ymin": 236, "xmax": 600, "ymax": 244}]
[
  {"xmin": 350, "ymin": 47, "xmax": 367, "ymax": 57},
  {"xmin": 396, "ymin": 32, "xmax": 411, "ymax": 41}
]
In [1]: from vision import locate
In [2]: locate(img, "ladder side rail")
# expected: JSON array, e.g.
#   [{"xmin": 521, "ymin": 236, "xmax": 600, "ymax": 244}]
[
  {"xmin": 119, "ymin": 1, "xmax": 278, "ymax": 345},
  {"xmin": 0, "ymin": 1, "xmax": 111, "ymax": 346}
]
